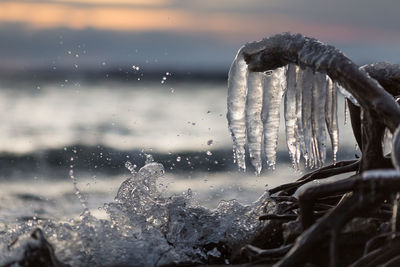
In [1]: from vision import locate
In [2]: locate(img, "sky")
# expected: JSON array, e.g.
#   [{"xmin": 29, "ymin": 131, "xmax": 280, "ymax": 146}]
[{"xmin": 1, "ymin": 0, "xmax": 400, "ymax": 71}]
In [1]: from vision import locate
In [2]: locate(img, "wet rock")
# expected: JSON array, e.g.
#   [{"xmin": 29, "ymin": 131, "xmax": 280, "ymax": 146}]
[{"xmin": 2, "ymin": 228, "xmax": 70, "ymax": 267}]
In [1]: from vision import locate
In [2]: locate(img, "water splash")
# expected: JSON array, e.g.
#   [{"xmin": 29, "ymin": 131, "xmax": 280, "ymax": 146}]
[{"xmin": 0, "ymin": 162, "xmax": 269, "ymax": 266}]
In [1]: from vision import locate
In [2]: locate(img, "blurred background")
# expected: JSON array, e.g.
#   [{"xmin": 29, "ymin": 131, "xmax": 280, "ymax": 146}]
[{"xmin": 0, "ymin": 0, "xmax": 399, "ymax": 219}]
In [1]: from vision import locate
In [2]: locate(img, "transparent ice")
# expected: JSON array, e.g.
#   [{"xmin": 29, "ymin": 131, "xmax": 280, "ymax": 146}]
[
  {"xmin": 226, "ymin": 45, "xmax": 361, "ymax": 171},
  {"xmin": 262, "ymin": 67, "xmax": 286, "ymax": 171}
]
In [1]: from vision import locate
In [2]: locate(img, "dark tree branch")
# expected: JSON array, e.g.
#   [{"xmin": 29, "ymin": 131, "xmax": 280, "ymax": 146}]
[
  {"xmin": 231, "ymin": 34, "xmax": 400, "ymax": 267},
  {"xmin": 269, "ymin": 159, "xmax": 359, "ymax": 195},
  {"xmin": 242, "ymin": 33, "xmax": 400, "ymax": 133},
  {"xmin": 278, "ymin": 170, "xmax": 400, "ymax": 266}
]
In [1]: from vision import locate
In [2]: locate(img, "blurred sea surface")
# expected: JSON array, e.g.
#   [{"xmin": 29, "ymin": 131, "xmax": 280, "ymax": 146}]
[{"xmin": 0, "ymin": 78, "xmax": 357, "ymax": 221}]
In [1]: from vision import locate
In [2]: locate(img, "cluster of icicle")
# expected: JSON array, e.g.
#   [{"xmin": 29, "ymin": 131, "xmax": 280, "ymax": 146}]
[{"xmin": 227, "ymin": 48, "xmax": 342, "ymax": 174}]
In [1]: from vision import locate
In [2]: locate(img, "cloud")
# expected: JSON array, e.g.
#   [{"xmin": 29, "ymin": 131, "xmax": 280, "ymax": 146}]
[
  {"xmin": 0, "ymin": 24, "xmax": 240, "ymax": 70},
  {"xmin": 2, "ymin": 0, "xmax": 400, "ymax": 44},
  {"xmin": 0, "ymin": 0, "xmax": 399, "ymax": 70}
]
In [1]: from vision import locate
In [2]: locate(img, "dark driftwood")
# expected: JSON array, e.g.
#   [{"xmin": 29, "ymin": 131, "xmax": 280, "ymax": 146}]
[
  {"xmin": 233, "ymin": 33, "xmax": 400, "ymax": 267},
  {"xmin": 242, "ymin": 33, "xmax": 400, "ymax": 133},
  {"xmin": 362, "ymin": 62, "xmax": 400, "ymax": 97},
  {"xmin": 259, "ymin": 214, "xmax": 297, "ymax": 221},
  {"xmin": 278, "ymin": 172, "xmax": 400, "ymax": 266},
  {"xmin": 269, "ymin": 159, "xmax": 359, "ymax": 195}
]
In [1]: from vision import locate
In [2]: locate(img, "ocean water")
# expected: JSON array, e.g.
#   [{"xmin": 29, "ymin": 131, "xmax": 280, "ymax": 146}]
[{"xmin": 0, "ymin": 79, "xmax": 357, "ymax": 266}]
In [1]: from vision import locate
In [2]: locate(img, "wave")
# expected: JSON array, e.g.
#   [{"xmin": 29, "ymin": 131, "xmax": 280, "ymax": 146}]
[{"xmin": 0, "ymin": 144, "xmax": 357, "ymax": 180}]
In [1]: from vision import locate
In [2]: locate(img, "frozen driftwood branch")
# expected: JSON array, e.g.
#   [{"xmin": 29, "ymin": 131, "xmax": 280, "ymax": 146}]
[
  {"xmin": 227, "ymin": 33, "xmax": 400, "ymax": 173},
  {"xmin": 229, "ymin": 33, "xmax": 400, "ymax": 267}
]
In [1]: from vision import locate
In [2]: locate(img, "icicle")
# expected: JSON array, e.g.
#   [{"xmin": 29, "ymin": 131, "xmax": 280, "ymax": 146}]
[
  {"xmin": 382, "ymin": 128, "xmax": 393, "ymax": 156},
  {"xmin": 300, "ymin": 67, "xmax": 314, "ymax": 166},
  {"xmin": 262, "ymin": 67, "xmax": 286, "ymax": 170},
  {"xmin": 227, "ymin": 50, "xmax": 248, "ymax": 171},
  {"xmin": 344, "ymin": 97, "xmax": 349, "ymax": 125},
  {"xmin": 325, "ymin": 79, "xmax": 339, "ymax": 162},
  {"xmin": 294, "ymin": 68, "xmax": 305, "ymax": 166},
  {"xmin": 246, "ymin": 71, "xmax": 264, "ymax": 174},
  {"xmin": 284, "ymin": 64, "xmax": 299, "ymax": 169},
  {"xmin": 312, "ymin": 73, "xmax": 327, "ymax": 167},
  {"xmin": 337, "ymin": 84, "xmax": 359, "ymax": 106}
]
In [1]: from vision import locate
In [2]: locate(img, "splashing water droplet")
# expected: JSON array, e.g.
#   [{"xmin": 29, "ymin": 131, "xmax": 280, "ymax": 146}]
[
  {"xmin": 125, "ymin": 161, "xmax": 137, "ymax": 174},
  {"xmin": 176, "ymin": 156, "xmax": 181, "ymax": 162},
  {"xmin": 145, "ymin": 154, "xmax": 154, "ymax": 164}
]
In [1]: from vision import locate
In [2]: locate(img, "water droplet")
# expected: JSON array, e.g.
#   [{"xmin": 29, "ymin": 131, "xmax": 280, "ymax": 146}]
[
  {"xmin": 187, "ymin": 188, "xmax": 192, "ymax": 197},
  {"xmin": 145, "ymin": 154, "xmax": 154, "ymax": 164},
  {"xmin": 176, "ymin": 156, "xmax": 181, "ymax": 162},
  {"xmin": 67, "ymin": 50, "xmax": 71, "ymax": 54},
  {"xmin": 207, "ymin": 140, "xmax": 213, "ymax": 146},
  {"xmin": 125, "ymin": 161, "xmax": 137, "ymax": 173},
  {"xmin": 206, "ymin": 151, "xmax": 212, "ymax": 156}
]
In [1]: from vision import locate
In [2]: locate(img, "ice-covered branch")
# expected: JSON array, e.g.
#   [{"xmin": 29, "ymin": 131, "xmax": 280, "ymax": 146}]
[
  {"xmin": 362, "ymin": 62, "xmax": 400, "ymax": 97},
  {"xmin": 227, "ymin": 33, "xmax": 400, "ymax": 173},
  {"xmin": 242, "ymin": 33, "xmax": 400, "ymax": 132}
]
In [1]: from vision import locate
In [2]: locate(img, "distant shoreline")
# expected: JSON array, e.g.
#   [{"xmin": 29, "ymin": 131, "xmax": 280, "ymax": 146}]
[
  {"xmin": 0, "ymin": 67, "xmax": 229, "ymax": 85},
  {"xmin": 0, "ymin": 143, "xmax": 357, "ymax": 180}
]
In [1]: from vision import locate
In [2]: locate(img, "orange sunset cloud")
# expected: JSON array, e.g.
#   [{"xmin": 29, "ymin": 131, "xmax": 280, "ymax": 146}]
[{"xmin": 0, "ymin": 0, "xmax": 398, "ymax": 44}]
